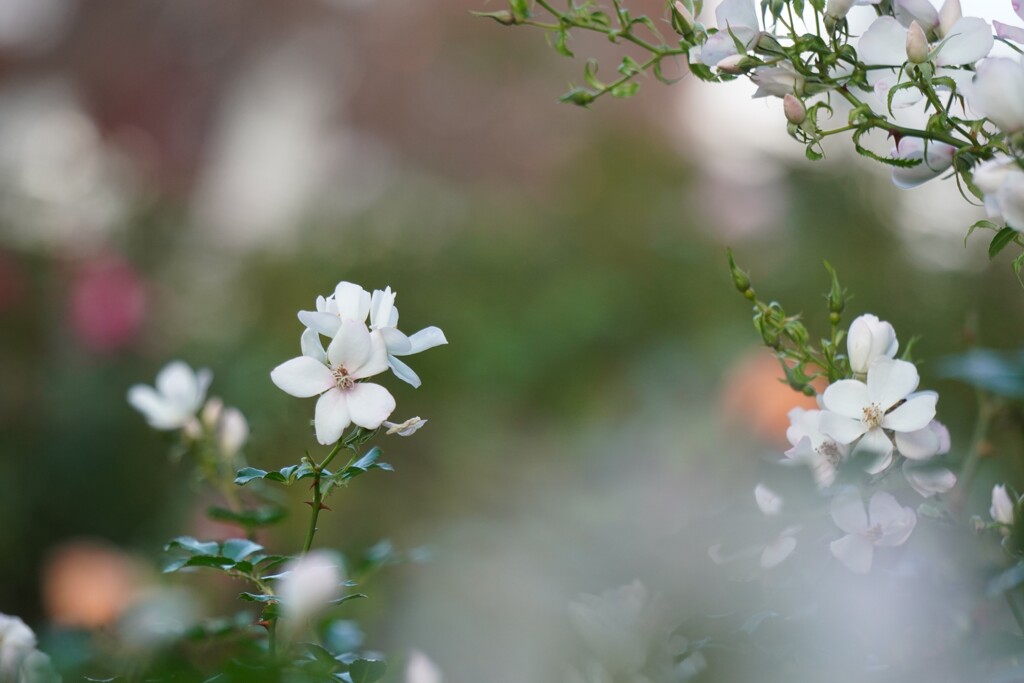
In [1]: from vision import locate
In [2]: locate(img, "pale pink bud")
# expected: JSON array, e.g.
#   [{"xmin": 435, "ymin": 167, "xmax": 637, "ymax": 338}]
[
  {"xmin": 716, "ymin": 54, "xmax": 744, "ymax": 74},
  {"xmin": 938, "ymin": 0, "xmax": 961, "ymax": 37},
  {"xmin": 906, "ymin": 20, "xmax": 930, "ymax": 63},
  {"xmin": 783, "ymin": 94, "xmax": 806, "ymax": 124},
  {"xmin": 673, "ymin": 1, "xmax": 694, "ymax": 31},
  {"xmin": 992, "ymin": 484, "xmax": 1015, "ymax": 526}
]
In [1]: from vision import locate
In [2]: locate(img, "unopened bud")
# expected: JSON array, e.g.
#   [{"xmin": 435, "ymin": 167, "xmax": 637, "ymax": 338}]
[
  {"xmin": 470, "ymin": 9, "xmax": 518, "ymax": 25},
  {"xmin": 906, "ymin": 21, "xmax": 930, "ymax": 64},
  {"xmin": 716, "ymin": 54, "xmax": 745, "ymax": 74},
  {"xmin": 938, "ymin": 0, "xmax": 961, "ymax": 37},
  {"xmin": 824, "ymin": 0, "xmax": 854, "ymax": 21},
  {"xmin": 783, "ymin": 94, "xmax": 806, "ymax": 124},
  {"xmin": 672, "ymin": 1, "xmax": 694, "ymax": 33},
  {"xmin": 727, "ymin": 250, "xmax": 755, "ymax": 300}
]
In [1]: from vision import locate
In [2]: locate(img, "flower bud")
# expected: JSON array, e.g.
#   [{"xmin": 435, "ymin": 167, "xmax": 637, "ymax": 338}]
[
  {"xmin": 201, "ymin": 397, "xmax": 224, "ymax": 431},
  {"xmin": 672, "ymin": 1, "xmax": 694, "ymax": 33},
  {"xmin": 846, "ymin": 314, "xmax": 898, "ymax": 374},
  {"xmin": 783, "ymin": 94, "xmax": 806, "ymax": 124},
  {"xmin": 824, "ymin": 0, "xmax": 855, "ymax": 21},
  {"xmin": 992, "ymin": 484, "xmax": 1015, "ymax": 526},
  {"xmin": 906, "ymin": 21, "xmax": 930, "ymax": 63},
  {"xmin": 727, "ymin": 250, "xmax": 755, "ymax": 300},
  {"xmin": 716, "ymin": 54, "xmax": 745, "ymax": 74},
  {"xmin": 937, "ymin": 0, "xmax": 961, "ymax": 37},
  {"xmin": 278, "ymin": 550, "xmax": 343, "ymax": 634},
  {"xmin": 217, "ymin": 406, "xmax": 249, "ymax": 457}
]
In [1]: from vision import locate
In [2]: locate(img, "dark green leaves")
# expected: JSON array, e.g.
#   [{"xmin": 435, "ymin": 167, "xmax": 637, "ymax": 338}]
[
  {"xmin": 235, "ymin": 462, "xmax": 316, "ymax": 486},
  {"xmin": 988, "ymin": 227, "xmax": 1019, "ymax": 260},
  {"xmin": 163, "ymin": 536, "xmax": 283, "ymax": 575}
]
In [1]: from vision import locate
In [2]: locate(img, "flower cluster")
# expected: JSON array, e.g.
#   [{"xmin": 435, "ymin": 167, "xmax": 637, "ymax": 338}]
[{"xmin": 271, "ymin": 281, "xmax": 447, "ymax": 445}]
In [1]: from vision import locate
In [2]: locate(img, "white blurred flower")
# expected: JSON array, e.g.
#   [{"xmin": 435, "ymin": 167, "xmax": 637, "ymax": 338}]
[
  {"xmin": 127, "ymin": 361, "xmax": 212, "ymax": 431},
  {"xmin": 819, "ymin": 359, "xmax": 937, "ymax": 473},
  {"xmin": 698, "ymin": 0, "xmax": 759, "ymax": 66},
  {"xmin": 903, "ymin": 462, "xmax": 956, "ymax": 497},
  {"xmin": 890, "ymin": 137, "xmax": 956, "ymax": 189},
  {"xmin": 200, "ymin": 398, "xmax": 249, "ymax": 458},
  {"xmin": 406, "ymin": 650, "xmax": 443, "ymax": 683},
  {"xmin": 0, "ymin": 614, "xmax": 37, "ymax": 679},
  {"xmin": 368, "ymin": 286, "xmax": 448, "ymax": 388},
  {"xmin": 847, "ymin": 314, "xmax": 898, "ymax": 375},
  {"xmin": 278, "ymin": 550, "xmax": 344, "ymax": 629},
  {"xmin": 972, "ymin": 156, "xmax": 1024, "ymax": 231},
  {"xmin": 967, "ymin": 58, "xmax": 1024, "ymax": 134},
  {"xmin": 829, "ymin": 489, "xmax": 917, "ymax": 573},
  {"xmin": 271, "ymin": 323, "xmax": 395, "ymax": 445},
  {"xmin": 568, "ymin": 581, "xmax": 659, "ymax": 677},
  {"xmin": 761, "ymin": 528, "xmax": 799, "ymax": 569},
  {"xmin": 784, "ymin": 407, "xmax": 848, "ymax": 488},
  {"xmin": 992, "ymin": 484, "xmax": 1015, "ymax": 525},
  {"xmin": 750, "ymin": 62, "xmax": 804, "ymax": 98},
  {"xmin": 754, "ymin": 483, "xmax": 782, "ymax": 515}
]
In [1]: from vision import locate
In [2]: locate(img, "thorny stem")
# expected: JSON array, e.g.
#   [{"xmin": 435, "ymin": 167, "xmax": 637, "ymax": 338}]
[{"xmin": 300, "ymin": 440, "xmax": 346, "ymax": 555}]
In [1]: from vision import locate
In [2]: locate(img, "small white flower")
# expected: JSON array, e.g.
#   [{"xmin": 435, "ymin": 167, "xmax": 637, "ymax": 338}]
[
  {"xmin": 967, "ymin": 58, "xmax": 1024, "ymax": 134},
  {"xmin": 368, "ymin": 286, "xmax": 447, "ymax": 388},
  {"xmin": 846, "ymin": 314, "xmax": 898, "ymax": 375},
  {"xmin": 890, "ymin": 138, "xmax": 956, "ymax": 189},
  {"xmin": 698, "ymin": 0, "xmax": 760, "ymax": 67},
  {"xmin": 754, "ymin": 483, "xmax": 782, "ymax": 515},
  {"xmin": 829, "ymin": 489, "xmax": 917, "ymax": 573},
  {"xmin": 784, "ymin": 407, "xmax": 849, "ymax": 487},
  {"xmin": 750, "ymin": 62, "xmax": 804, "ymax": 98},
  {"xmin": 819, "ymin": 358, "xmax": 937, "ymax": 473},
  {"xmin": 271, "ymin": 322, "xmax": 395, "ymax": 445},
  {"xmin": 277, "ymin": 550, "xmax": 344, "ymax": 628},
  {"xmin": 992, "ymin": 484, "xmax": 1015, "ymax": 526},
  {"xmin": 127, "ymin": 361, "xmax": 212, "ymax": 430},
  {"xmin": 971, "ymin": 156, "xmax": 1024, "ymax": 231},
  {"xmin": 406, "ymin": 650, "xmax": 443, "ymax": 683},
  {"xmin": 0, "ymin": 613, "xmax": 37, "ymax": 679}
]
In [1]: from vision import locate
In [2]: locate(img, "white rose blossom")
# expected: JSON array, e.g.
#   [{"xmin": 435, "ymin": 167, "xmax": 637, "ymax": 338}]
[
  {"xmin": 784, "ymin": 407, "xmax": 849, "ymax": 487},
  {"xmin": 819, "ymin": 358, "xmax": 937, "ymax": 473},
  {"xmin": 750, "ymin": 62, "xmax": 804, "ymax": 98},
  {"xmin": 971, "ymin": 156, "xmax": 1024, "ymax": 231},
  {"xmin": 127, "ymin": 361, "xmax": 212, "ymax": 431},
  {"xmin": 967, "ymin": 57, "xmax": 1024, "ymax": 134},
  {"xmin": 271, "ymin": 322, "xmax": 395, "ymax": 445},
  {"xmin": 829, "ymin": 489, "xmax": 917, "ymax": 573},
  {"xmin": 992, "ymin": 484, "xmax": 1016, "ymax": 526},
  {"xmin": 846, "ymin": 313, "xmax": 898, "ymax": 375}
]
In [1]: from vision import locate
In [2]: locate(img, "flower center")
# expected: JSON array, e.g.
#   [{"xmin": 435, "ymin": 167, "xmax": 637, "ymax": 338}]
[
  {"xmin": 331, "ymin": 365, "xmax": 355, "ymax": 390},
  {"xmin": 864, "ymin": 523, "xmax": 884, "ymax": 542},
  {"xmin": 816, "ymin": 441, "xmax": 842, "ymax": 467},
  {"xmin": 862, "ymin": 403, "xmax": 884, "ymax": 429}
]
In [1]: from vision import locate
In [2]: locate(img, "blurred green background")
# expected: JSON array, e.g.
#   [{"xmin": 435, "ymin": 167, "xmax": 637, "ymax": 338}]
[{"xmin": 1, "ymin": 0, "xmax": 1023, "ymax": 680}]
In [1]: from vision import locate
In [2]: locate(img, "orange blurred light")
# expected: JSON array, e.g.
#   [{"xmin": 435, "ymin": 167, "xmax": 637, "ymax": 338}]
[{"xmin": 43, "ymin": 538, "xmax": 145, "ymax": 629}]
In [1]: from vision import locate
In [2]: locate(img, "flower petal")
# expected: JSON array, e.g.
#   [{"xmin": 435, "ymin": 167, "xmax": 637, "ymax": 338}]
[
  {"xmin": 867, "ymin": 358, "xmax": 919, "ymax": 408},
  {"xmin": 822, "ymin": 379, "xmax": 871, "ymax": 419},
  {"xmin": 858, "ymin": 16, "xmax": 909, "ymax": 66},
  {"xmin": 819, "ymin": 411, "xmax": 870, "ymax": 445},
  {"xmin": 388, "ymin": 354, "xmax": 422, "ymax": 388},
  {"xmin": 903, "ymin": 462, "xmax": 956, "ymax": 497},
  {"xmin": 352, "ymin": 330, "xmax": 390, "ymax": 379},
  {"xmin": 345, "ymin": 382, "xmax": 396, "ymax": 429},
  {"xmin": 882, "ymin": 391, "xmax": 937, "ymax": 433},
  {"xmin": 935, "ymin": 17, "xmax": 993, "ymax": 67},
  {"xmin": 156, "ymin": 361, "xmax": 200, "ymax": 411},
  {"xmin": 853, "ymin": 427, "xmax": 894, "ymax": 474},
  {"xmin": 406, "ymin": 326, "xmax": 448, "ymax": 355},
  {"xmin": 369, "ymin": 287, "xmax": 396, "ymax": 330},
  {"xmin": 270, "ymin": 356, "xmax": 334, "ymax": 398},
  {"xmin": 893, "ymin": 421, "xmax": 942, "ymax": 459},
  {"xmin": 333, "ymin": 282, "xmax": 371, "ymax": 322},
  {"xmin": 716, "ymin": 0, "xmax": 758, "ymax": 33},
  {"xmin": 379, "ymin": 327, "xmax": 413, "ymax": 356},
  {"xmin": 761, "ymin": 535, "xmax": 797, "ymax": 569},
  {"xmin": 830, "ymin": 534, "xmax": 875, "ymax": 573},
  {"xmin": 327, "ymin": 320, "xmax": 372, "ymax": 372},
  {"xmin": 994, "ymin": 20, "xmax": 1024, "ymax": 45},
  {"xmin": 127, "ymin": 385, "xmax": 184, "ymax": 429},
  {"xmin": 298, "ymin": 311, "xmax": 341, "ymax": 338},
  {"xmin": 831, "ymin": 488, "xmax": 868, "ymax": 534},
  {"xmin": 894, "ymin": 0, "xmax": 939, "ymax": 31},
  {"xmin": 301, "ymin": 328, "xmax": 327, "ymax": 364},
  {"xmin": 314, "ymin": 388, "xmax": 351, "ymax": 445}
]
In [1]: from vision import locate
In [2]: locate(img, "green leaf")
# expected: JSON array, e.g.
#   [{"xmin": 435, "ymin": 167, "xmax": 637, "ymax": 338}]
[
  {"xmin": 610, "ymin": 82, "xmax": 640, "ymax": 98},
  {"xmin": 618, "ymin": 55, "xmax": 642, "ymax": 78},
  {"xmin": 549, "ymin": 28, "xmax": 574, "ymax": 57},
  {"xmin": 989, "ymin": 226, "xmax": 1018, "ymax": 259},
  {"xmin": 583, "ymin": 59, "xmax": 604, "ymax": 90},
  {"xmin": 166, "ymin": 536, "xmax": 221, "ymax": 556},
  {"xmin": 221, "ymin": 539, "xmax": 264, "ymax": 562},
  {"xmin": 509, "ymin": 0, "xmax": 529, "ymax": 22},
  {"xmin": 234, "ymin": 467, "xmax": 270, "ymax": 485},
  {"xmin": 348, "ymin": 659, "xmax": 387, "ymax": 683}
]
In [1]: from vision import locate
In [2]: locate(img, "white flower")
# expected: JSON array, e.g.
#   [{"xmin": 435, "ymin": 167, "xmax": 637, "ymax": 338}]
[
  {"xmin": 750, "ymin": 62, "xmax": 804, "ymax": 99},
  {"xmin": 698, "ymin": 0, "xmax": 759, "ymax": 67},
  {"xmin": 829, "ymin": 489, "xmax": 917, "ymax": 573},
  {"xmin": 297, "ymin": 281, "xmax": 371, "ymax": 337},
  {"xmin": 992, "ymin": 484, "xmax": 1015, "ymax": 525},
  {"xmin": 890, "ymin": 137, "xmax": 956, "ymax": 189},
  {"xmin": 967, "ymin": 58, "xmax": 1024, "ymax": 134},
  {"xmin": 277, "ymin": 550, "xmax": 344, "ymax": 628},
  {"xmin": 406, "ymin": 651, "xmax": 443, "ymax": 683},
  {"xmin": 0, "ymin": 614, "xmax": 37, "ymax": 679},
  {"xmin": 972, "ymin": 156, "xmax": 1024, "ymax": 231},
  {"xmin": 819, "ymin": 358, "xmax": 937, "ymax": 473},
  {"xmin": 271, "ymin": 322, "xmax": 395, "ymax": 445},
  {"xmin": 568, "ymin": 581, "xmax": 659, "ymax": 677},
  {"xmin": 200, "ymin": 398, "xmax": 249, "ymax": 458},
  {"xmin": 846, "ymin": 314, "xmax": 898, "ymax": 375},
  {"xmin": 903, "ymin": 461, "xmax": 956, "ymax": 497},
  {"xmin": 127, "ymin": 361, "xmax": 212, "ymax": 431},
  {"xmin": 784, "ymin": 407, "xmax": 848, "ymax": 488},
  {"xmin": 368, "ymin": 286, "xmax": 447, "ymax": 388}
]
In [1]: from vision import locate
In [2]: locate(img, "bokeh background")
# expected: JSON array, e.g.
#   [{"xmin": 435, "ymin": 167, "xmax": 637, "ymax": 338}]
[{"xmin": 2, "ymin": 0, "xmax": 1024, "ymax": 680}]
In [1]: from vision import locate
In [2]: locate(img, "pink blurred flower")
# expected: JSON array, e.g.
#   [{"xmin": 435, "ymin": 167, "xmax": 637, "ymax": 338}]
[{"xmin": 69, "ymin": 254, "xmax": 146, "ymax": 353}]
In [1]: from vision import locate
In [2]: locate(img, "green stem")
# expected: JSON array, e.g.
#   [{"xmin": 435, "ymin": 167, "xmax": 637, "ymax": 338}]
[{"xmin": 299, "ymin": 441, "xmax": 347, "ymax": 555}]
